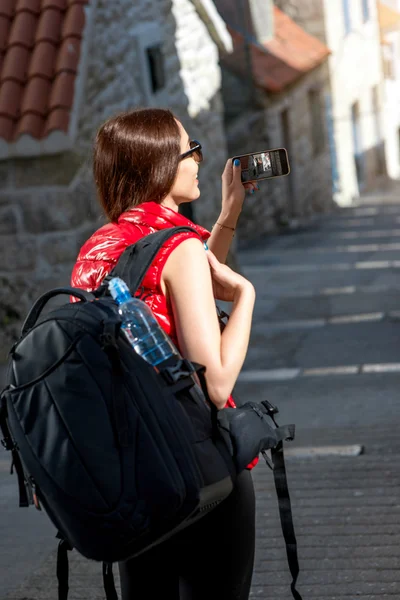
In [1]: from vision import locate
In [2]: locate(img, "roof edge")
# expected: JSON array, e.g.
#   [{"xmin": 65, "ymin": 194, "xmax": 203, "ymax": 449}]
[
  {"xmin": 0, "ymin": 131, "xmax": 72, "ymax": 161},
  {"xmin": 68, "ymin": 0, "xmax": 98, "ymax": 146},
  {"xmin": 378, "ymin": 1, "xmax": 400, "ymax": 33},
  {"xmin": 222, "ymin": 6, "xmax": 331, "ymax": 95},
  {"xmin": 190, "ymin": 0, "xmax": 233, "ymax": 53}
]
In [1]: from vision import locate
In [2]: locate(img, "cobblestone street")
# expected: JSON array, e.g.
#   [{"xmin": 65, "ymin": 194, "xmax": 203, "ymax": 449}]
[{"xmin": 1, "ymin": 200, "xmax": 400, "ymax": 599}]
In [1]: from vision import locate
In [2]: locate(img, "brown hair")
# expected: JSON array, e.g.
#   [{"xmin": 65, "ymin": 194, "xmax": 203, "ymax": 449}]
[{"xmin": 93, "ymin": 108, "xmax": 181, "ymax": 222}]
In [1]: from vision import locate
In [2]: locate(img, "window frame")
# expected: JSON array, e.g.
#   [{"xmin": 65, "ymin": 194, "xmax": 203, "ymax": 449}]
[
  {"xmin": 342, "ymin": 0, "xmax": 351, "ymax": 35},
  {"xmin": 361, "ymin": 0, "xmax": 370, "ymax": 23},
  {"xmin": 308, "ymin": 88, "xmax": 325, "ymax": 157},
  {"xmin": 133, "ymin": 23, "xmax": 167, "ymax": 105},
  {"xmin": 146, "ymin": 44, "xmax": 166, "ymax": 95}
]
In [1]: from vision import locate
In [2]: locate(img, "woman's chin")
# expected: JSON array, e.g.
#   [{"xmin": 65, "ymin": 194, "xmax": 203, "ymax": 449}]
[{"xmin": 177, "ymin": 189, "xmax": 201, "ymax": 205}]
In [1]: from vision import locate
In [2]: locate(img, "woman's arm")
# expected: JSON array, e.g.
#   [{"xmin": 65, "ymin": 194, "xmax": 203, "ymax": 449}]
[
  {"xmin": 207, "ymin": 158, "xmax": 257, "ymax": 263},
  {"xmin": 163, "ymin": 238, "xmax": 255, "ymax": 409},
  {"xmin": 206, "ymin": 218, "xmax": 236, "ymax": 265}
]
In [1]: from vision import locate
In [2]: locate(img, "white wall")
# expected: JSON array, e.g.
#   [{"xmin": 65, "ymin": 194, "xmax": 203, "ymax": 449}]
[
  {"xmin": 380, "ymin": 0, "xmax": 400, "ymax": 179},
  {"xmin": 323, "ymin": 0, "xmax": 384, "ymax": 205},
  {"xmin": 382, "ymin": 35, "xmax": 400, "ymax": 179}
]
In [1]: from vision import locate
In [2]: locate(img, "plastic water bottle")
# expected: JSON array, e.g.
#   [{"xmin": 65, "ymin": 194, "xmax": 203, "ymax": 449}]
[{"xmin": 108, "ymin": 277, "xmax": 180, "ymax": 366}]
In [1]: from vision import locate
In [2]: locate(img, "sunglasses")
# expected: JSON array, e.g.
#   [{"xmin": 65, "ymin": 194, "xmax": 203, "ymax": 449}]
[{"xmin": 179, "ymin": 140, "xmax": 203, "ymax": 163}]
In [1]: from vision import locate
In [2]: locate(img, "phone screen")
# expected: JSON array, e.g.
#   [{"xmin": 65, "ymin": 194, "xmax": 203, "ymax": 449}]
[{"xmin": 233, "ymin": 149, "xmax": 290, "ymax": 183}]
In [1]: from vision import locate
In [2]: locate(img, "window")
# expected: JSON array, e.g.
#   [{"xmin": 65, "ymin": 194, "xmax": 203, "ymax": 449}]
[
  {"xmin": 342, "ymin": 0, "xmax": 351, "ymax": 34},
  {"xmin": 383, "ymin": 42, "xmax": 395, "ymax": 79},
  {"xmin": 146, "ymin": 45, "xmax": 165, "ymax": 94},
  {"xmin": 372, "ymin": 86, "xmax": 380, "ymax": 134},
  {"xmin": 362, "ymin": 0, "xmax": 370, "ymax": 22},
  {"xmin": 372, "ymin": 86, "xmax": 385, "ymax": 174},
  {"xmin": 280, "ymin": 108, "xmax": 295, "ymax": 216},
  {"xmin": 325, "ymin": 92, "xmax": 340, "ymax": 194},
  {"xmin": 351, "ymin": 102, "xmax": 365, "ymax": 187},
  {"xmin": 351, "ymin": 103, "xmax": 361, "ymax": 155},
  {"xmin": 132, "ymin": 23, "xmax": 167, "ymax": 105},
  {"xmin": 398, "ymin": 126, "xmax": 400, "ymax": 159},
  {"xmin": 309, "ymin": 89, "xmax": 325, "ymax": 156}
]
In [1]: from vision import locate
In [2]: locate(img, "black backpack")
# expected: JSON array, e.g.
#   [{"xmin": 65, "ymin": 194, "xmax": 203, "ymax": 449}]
[{"xmin": 0, "ymin": 226, "xmax": 303, "ymax": 600}]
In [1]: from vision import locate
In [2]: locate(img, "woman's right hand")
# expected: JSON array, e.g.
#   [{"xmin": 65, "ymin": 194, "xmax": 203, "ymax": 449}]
[{"xmin": 206, "ymin": 249, "xmax": 254, "ymax": 302}]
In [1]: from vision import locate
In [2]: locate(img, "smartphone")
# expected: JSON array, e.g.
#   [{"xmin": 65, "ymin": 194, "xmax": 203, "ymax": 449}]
[{"xmin": 232, "ymin": 148, "xmax": 290, "ymax": 183}]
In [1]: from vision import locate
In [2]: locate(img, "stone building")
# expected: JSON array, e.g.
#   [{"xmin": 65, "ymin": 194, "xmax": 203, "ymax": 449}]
[
  {"xmin": 275, "ymin": 0, "xmax": 387, "ymax": 206},
  {"xmin": 214, "ymin": 0, "xmax": 334, "ymax": 241},
  {"xmin": 0, "ymin": 0, "xmax": 231, "ymax": 355}
]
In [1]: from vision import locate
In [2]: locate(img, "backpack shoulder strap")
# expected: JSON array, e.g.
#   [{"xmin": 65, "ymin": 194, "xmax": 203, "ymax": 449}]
[
  {"xmin": 271, "ymin": 442, "xmax": 303, "ymax": 600},
  {"xmin": 95, "ymin": 226, "xmax": 199, "ymax": 297},
  {"xmin": 0, "ymin": 396, "xmax": 30, "ymax": 507}
]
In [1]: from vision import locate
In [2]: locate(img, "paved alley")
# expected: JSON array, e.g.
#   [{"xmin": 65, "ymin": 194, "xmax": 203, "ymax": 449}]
[
  {"xmin": 1, "ymin": 201, "xmax": 400, "ymax": 599},
  {"xmin": 237, "ymin": 200, "xmax": 400, "ymax": 599}
]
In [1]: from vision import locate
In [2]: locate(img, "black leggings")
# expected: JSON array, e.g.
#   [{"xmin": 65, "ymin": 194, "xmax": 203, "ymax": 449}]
[{"xmin": 119, "ymin": 469, "xmax": 256, "ymax": 600}]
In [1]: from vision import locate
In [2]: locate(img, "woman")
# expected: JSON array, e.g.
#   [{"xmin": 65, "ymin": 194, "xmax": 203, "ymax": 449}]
[{"xmin": 71, "ymin": 108, "xmax": 257, "ymax": 600}]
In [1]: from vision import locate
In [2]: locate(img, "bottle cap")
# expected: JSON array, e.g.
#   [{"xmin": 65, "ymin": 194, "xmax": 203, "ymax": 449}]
[{"xmin": 108, "ymin": 277, "xmax": 132, "ymax": 304}]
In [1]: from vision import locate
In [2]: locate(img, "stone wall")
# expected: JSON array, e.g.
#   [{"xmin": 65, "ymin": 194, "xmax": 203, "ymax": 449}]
[
  {"xmin": 221, "ymin": 63, "xmax": 334, "ymax": 243},
  {"xmin": 0, "ymin": 174, "xmax": 99, "ymax": 360},
  {"xmin": 0, "ymin": 0, "xmax": 229, "ymax": 354}
]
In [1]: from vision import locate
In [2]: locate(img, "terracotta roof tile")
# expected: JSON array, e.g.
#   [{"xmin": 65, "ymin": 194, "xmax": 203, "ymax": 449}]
[
  {"xmin": 62, "ymin": 4, "xmax": 85, "ymax": 39},
  {"xmin": 15, "ymin": 0, "xmax": 41, "ymax": 15},
  {"xmin": 0, "ymin": 15, "xmax": 13, "ymax": 52},
  {"xmin": 222, "ymin": 7, "xmax": 330, "ymax": 94},
  {"xmin": 35, "ymin": 8, "xmax": 63, "ymax": 44},
  {"xmin": 44, "ymin": 107, "xmax": 70, "ymax": 135},
  {"xmin": 0, "ymin": 0, "xmax": 89, "ymax": 147},
  {"xmin": 49, "ymin": 71, "xmax": 75, "ymax": 109},
  {"xmin": 0, "ymin": 80, "xmax": 23, "ymax": 118},
  {"xmin": 21, "ymin": 77, "xmax": 51, "ymax": 115},
  {"xmin": 56, "ymin": 38, "xmax": 81, "ymax": 72},
  {"xmin": 1, "ymin": 45, "xmax": 29, "ymax": 83},
  {"xmin": 0, "ymin": 115, "xmax": 14, "ymax": 140},
  {"xmin": 0, "ymin": 1, "xmax": 16, "ymax": 20},
  {"xmin": 42, "ymin": 0, "xmax": 68, "ymax": 10},
  {"xmin": 8, "ymin": 10, "xmax": 38, "ymax": 48},
  {"xmin": 28, "ymin": 41, "xmax": 57, "ymax": 79},
  {"xmin": 15, "ymin": 111, "xmax": 44, "ymax": 138}
]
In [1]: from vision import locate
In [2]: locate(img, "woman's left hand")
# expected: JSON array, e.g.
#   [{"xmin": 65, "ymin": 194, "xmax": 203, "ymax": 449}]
[{"xmin": 220, "ymin": 158, "xmax": 258, "ymax": 225}]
